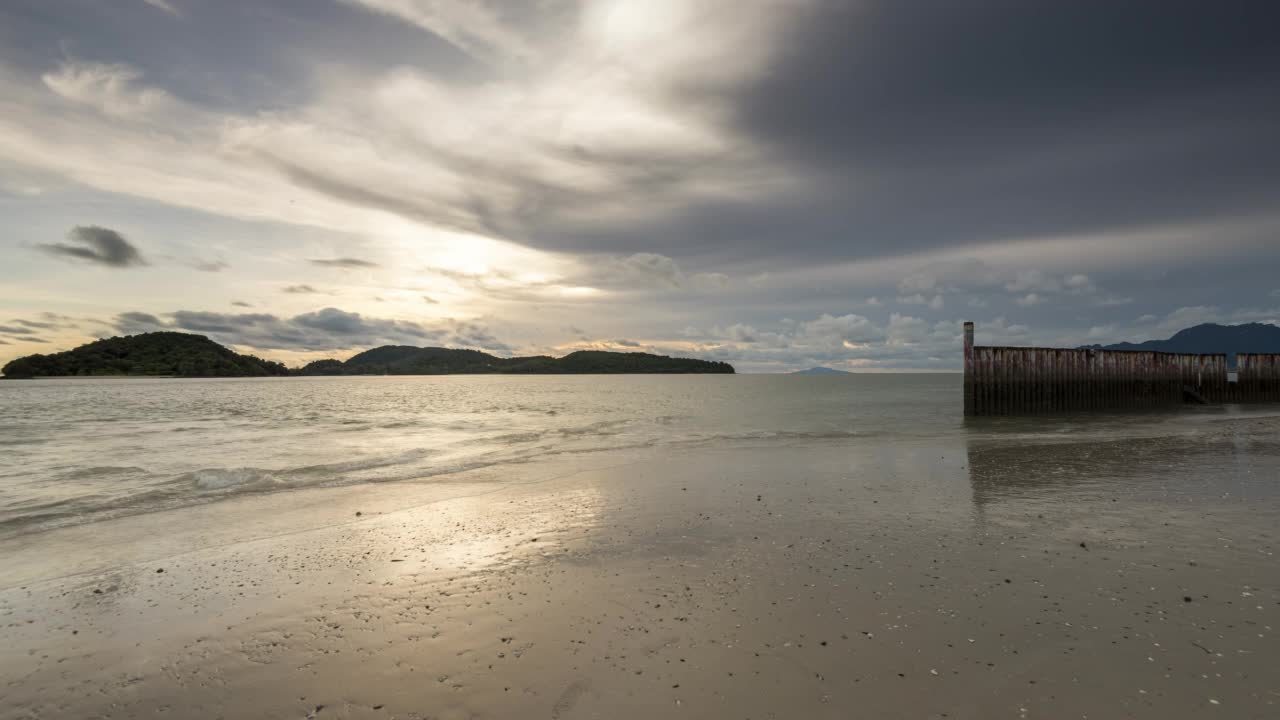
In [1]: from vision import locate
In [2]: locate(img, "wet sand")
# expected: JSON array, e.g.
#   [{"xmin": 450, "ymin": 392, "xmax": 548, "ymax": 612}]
[{"xmin": 2, "ymin": 424, "xmax": 1279, "ymax": 719}]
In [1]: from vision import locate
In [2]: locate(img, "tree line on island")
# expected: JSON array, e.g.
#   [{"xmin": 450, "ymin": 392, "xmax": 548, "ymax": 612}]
[{"xmin": 0, "ymin": 332, "xmax": 735, "ymax": 378}]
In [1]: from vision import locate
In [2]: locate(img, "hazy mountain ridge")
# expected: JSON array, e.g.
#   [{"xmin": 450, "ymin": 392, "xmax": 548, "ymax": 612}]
[{"xmin": 1082, "ymin": 323, "xmax": 1280, "ymax": 363}]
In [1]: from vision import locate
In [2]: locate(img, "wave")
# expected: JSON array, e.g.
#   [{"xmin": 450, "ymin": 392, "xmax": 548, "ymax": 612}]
[
  {"xmin": 22, "ymin": 412, "xmax": 1237, "ymax": 540},
  {"xmin": 185, "ymin": 468, "xmax": 282, "ymax": 492}
]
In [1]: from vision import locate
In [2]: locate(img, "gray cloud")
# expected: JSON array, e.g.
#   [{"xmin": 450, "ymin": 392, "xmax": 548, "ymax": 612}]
[
  {"xmin": 310, "ymin": 257, "xmax": 379, "ymax": 268},
  {"xmin": 0, "ymin": 325, "xmax": 36, "ymax": 335},
  {"xmin": 115, "ymin": 312, "xmax": 165, "ymax": 335},
  {"xmin": 13, "ymin": 319, "xmax": 56, "ymax": 330},
  {"xmin": 3, "ymin": 2, "xmax": 1280, "ymax": 371},
  {"xmin": 505, "ymin": 1, "xmax": 1280, "ymax": 272},
  {"xmin": 231, "ymin": 301, "xmax": 252, "ymax": 307},
  {"xmin": 581, "ymin": 253, "xmax": 734, "ymax": 294},
  {"xmin": 187, "ymin": 259, "xmax": 229, "ymax": 272},
  {"xmin": 110, "ymin": 307, "xmax": 510, "ymax": 354},
  {"xmin": 38, "ymin": 225, "xmax": 148, "ymax": 267}
]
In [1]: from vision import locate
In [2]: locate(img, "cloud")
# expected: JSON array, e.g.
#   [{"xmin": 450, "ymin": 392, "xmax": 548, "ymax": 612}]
[
  {"xmin": 0, "ymin": 325, "xmax": 36, "ymax": 335},
  {"xmin": 283, "ymin": 285, "xmax": 319, "ymax": 294},
  {"xmin": 115, "ymin": 311, "xmax": 166, "ymax": 334},
  {"xmin": 38, "ymin": 225, "xmax": 148, "ymax": 267},
  {"xmin": 142, "ymin": 0, "xmax": 180, "ymax": 16},
  {"xmin": 3, "ymin": 3, "xmax": 1280, "ymax": 372},
  {"xmin": 603, "ymin": 253, "xmax": 683, "ymax": 288},
  {"xmin": 41, "ymin": 62, "xmax": 176, "ymax": 118},
  {"xmin": 896, "ymin": 293, "xmax": 945, "ymax": 310},
  {"xmin": 612, "ymin": 338, "xmax": 641, "ymax": 347},
  {"xmin": 186, "ymin": 259, "xmax": 229, "ymax": 272},
  {"xmin": 310, "ymin": 257, "xmax": 379, "ymax": 268},
  {"xmin": 337, "ymin": 0, "xmax": 536, "ymax": 65},
  {"xmin": 585, "ymin": 253, "xmax": 731, "ymax": 293},
  {"xmin": 898, "ymin": 259, "xmax": 1003, "ymax": 295},
  {"xmin": 231, "ymin": 301, "xmax": 252, "ymax": 307},
  {"xmin": 110, "ymin": 307, "xmax": 511, "ymax": 353}
]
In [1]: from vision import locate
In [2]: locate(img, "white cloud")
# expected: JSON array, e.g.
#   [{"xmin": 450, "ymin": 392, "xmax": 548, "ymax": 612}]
[
  {"xmin": 41, "ymin": 62, "xmax": 176, "ymax": 118},
  {"xmin": 142, "ymin": 0, "xmax": 180, "ymax": 16},
  {"xmin": 897, "ymin": 293, "xmax": 944, "ymax": 310},
  {"xmin": 2, "ymin": 0, "xmax": 801, "ymax": 265},
  {"xmin": 885, "ymin": 313, "xmax": 927, "ymax": 345},
  {"xmin": 338, "ymin": 0, "xmax": 535, "ymax": 64},
  {"xmin": 1014, "ymin": 292, "xmax": 1042, "ymax": 306}
]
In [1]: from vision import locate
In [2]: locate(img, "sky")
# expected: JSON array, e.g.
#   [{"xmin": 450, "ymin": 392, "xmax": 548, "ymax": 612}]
[{"xmin": 2, "ymin": 0, "xmax": 1279, "ymax": 373}]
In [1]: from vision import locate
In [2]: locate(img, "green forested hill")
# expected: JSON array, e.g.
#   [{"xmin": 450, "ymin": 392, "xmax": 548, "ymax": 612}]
[
  {"xmin": 2, "ymin": 333, "xmax": 734, "ymax": 378},
  {"xmin": 299, "ymin": 347, "xmax": 734, "ymax": 375},
  {"xmin": 1, "ymin": 332, "xmax": 290, "ymax": 378}
]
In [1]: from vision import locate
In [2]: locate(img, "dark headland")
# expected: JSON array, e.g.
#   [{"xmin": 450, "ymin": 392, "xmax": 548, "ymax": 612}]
[{"xmin": 0, "ymin": 331, "xmax": 734, "ymax": 378}]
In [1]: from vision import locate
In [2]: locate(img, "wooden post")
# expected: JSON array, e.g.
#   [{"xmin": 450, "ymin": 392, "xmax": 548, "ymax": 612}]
[{"xmin": 963, "ymin": 322, "xmax": 974, "ymax": 416}]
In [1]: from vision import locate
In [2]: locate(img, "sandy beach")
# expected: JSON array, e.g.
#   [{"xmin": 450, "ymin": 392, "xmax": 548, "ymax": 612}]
[{"xmin": 4, "ymin": 418, "xmax": 1278, "ymax": 720}]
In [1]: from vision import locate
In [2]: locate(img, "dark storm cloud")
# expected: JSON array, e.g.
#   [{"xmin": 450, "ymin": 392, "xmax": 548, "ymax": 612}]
[
  {"xmin": 528, "ymin": 1, "xmax": 1280, "ymax": 264},
  {"xmin": 310, "ymin": 257, "xmax": 379, "ymax": 268},
  {"xmin": 109, "ymin": 307, "xmax": 511, "ymax": 354},
  {"xmin": 38, "ymin": 226, "xmax": 148, "ymax": 267}
]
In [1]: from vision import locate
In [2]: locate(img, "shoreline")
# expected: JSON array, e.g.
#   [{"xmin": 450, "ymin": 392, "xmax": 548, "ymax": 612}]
[{"xmin": 3, "ymin": 437, "xmax": 1277, "ymax": 718}]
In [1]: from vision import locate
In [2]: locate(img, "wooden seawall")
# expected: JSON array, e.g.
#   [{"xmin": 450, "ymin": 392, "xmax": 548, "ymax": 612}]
[{"xmin": 962, "ymin": 322, "xmax": 1280, "ymax": 416}]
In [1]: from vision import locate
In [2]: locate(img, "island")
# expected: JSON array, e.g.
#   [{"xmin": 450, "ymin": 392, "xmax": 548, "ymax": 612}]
[
  {"xmin": 1, "ymin": 332, "xmax": 290, "ymax": 378},
  {"xmin": 298, "ymin": 345, "xmax": 734, "ymax": 375},
  {"xmin": 790, "ymin": 366, "xmax": 850, "ymax": 375},
  {"xmin": 1, "ymin": 332, "xmax": 735, "ymax": 378}
]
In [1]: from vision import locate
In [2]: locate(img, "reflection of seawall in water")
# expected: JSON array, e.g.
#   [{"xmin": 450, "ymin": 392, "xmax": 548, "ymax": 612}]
[{"xmin": 965, "ymin": 416, "xmax": 1280, "ymax": 511}]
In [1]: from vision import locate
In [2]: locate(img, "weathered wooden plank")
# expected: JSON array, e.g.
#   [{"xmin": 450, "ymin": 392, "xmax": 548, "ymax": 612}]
[
  {"xmin": 962, "ymin": 323, "xmax": 1280, "ymax": 415},
  {"xmin": 963, "ymin": 322, "xmax": 975, "ymax": 416}
]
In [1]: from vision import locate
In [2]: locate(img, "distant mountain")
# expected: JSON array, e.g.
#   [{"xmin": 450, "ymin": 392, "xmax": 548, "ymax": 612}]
[
  {"xmin": 791, "ymin": 366, "xmax": 850, "ymax": 375},
  {"xmin": 1, "ymin": 332, "xmax": 289, "ymax": 378},
  {"xmin": 1083, "ymin": 322, "xmax": 1280, "ymax": 364},
  {"xmin": 300, "ymin": 346, "xmax": 735, "ymax": 375}
]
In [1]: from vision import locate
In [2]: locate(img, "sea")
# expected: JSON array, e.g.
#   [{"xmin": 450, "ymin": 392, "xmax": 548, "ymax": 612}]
[{"xmin": 2, "ymin": 374, "xmax": 1279, "ymax": 541}]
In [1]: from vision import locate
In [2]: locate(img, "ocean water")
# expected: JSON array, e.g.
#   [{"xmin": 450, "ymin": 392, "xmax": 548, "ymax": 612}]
[{"xmin": 2, "ymin": 374, "xmax": 1279, "ymax": 539}]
